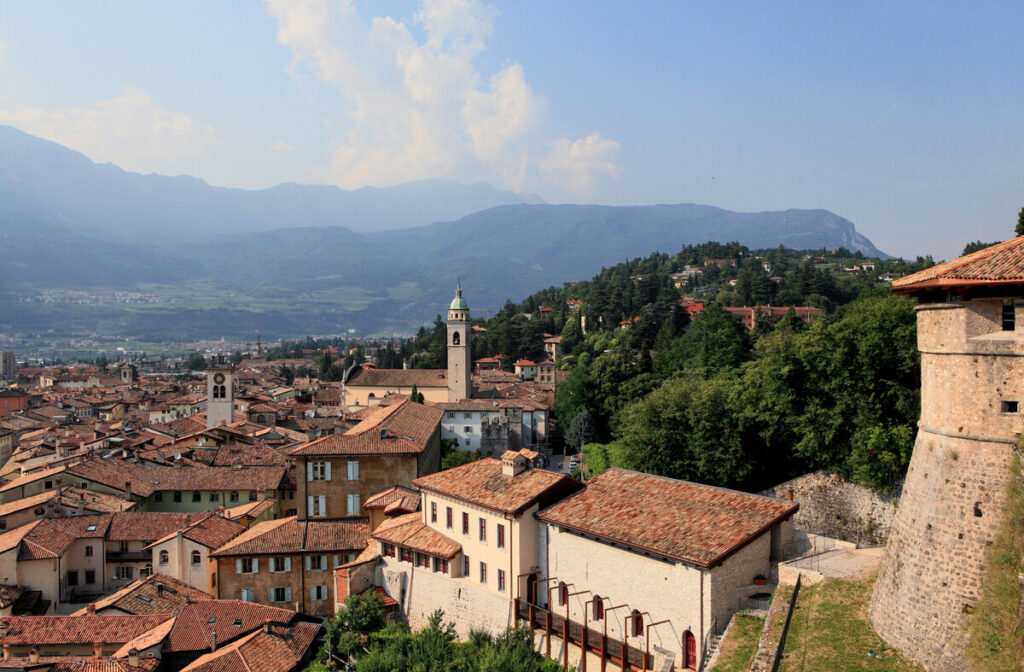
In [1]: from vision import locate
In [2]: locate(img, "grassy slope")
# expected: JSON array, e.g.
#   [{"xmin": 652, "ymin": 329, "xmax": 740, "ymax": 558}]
[{"xmin": 711, "ymin": 612, "xmax": 765, "ymax": 672}]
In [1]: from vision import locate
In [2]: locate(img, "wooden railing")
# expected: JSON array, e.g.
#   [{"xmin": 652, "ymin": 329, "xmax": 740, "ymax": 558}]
[{"xmin": 514, "ymin": 598, "xmax": 652, "ymax": 672}]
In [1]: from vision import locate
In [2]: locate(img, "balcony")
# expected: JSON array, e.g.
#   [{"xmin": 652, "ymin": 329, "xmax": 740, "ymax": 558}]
[{"xmin": 105, "ymin": 550, "xmax": 151, "ymax": 563}]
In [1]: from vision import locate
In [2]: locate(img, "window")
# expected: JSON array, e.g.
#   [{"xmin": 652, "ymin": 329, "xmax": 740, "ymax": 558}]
[
  {"xmin": 311, "ymin": 585, "xmax": 328, "ymax": 601},
  {"xmin": 498, "ymin": 569, "xmax": 506, "ymax": 592},
  {"xmin": 346, "ymin": 494, "xmax": 360, "ymax": 516},
  {"xmin": 307, "ymin": 555, "xmax": 326, "ymax": 571},
  {"xmin": 230, "ymin": 491, "xmax": 239, "ymax": 503},
  {"xmin": 271, "ymin": 557, "xmax": 290, "ymax": 572},
  {"xmin": 497, "ymin": 524, "xmax": 505, "ymax": 549},
  {"xmin": 446, "ymin": 507, "xmax": 453, "ymax": 529},
  {"xmin": 241, "ymin": 588, "xmax": 254, "ymax": 602},
  {"xmin": 308, "ymin": 461, "xmax": 330, "ymax": 481},
  {"xmin": 237, "ymin": 558, "xmax": 257, "ymax": 574},
  {"xmin": 0, "ymin": 520, "xmax": 5, "ymax": 530},
  {"xmin": 173, "ymin": 492, "xmax": 182, "ymax": 503},
  {"xmin": 159, "ymin": 550, "xmax": 169, "ymax": 565},
  {"xmin": 44, "ymin": 480, "xmax": 52, "ymax": 489},
  {"xmin": 154, "ymin": 492, "xmax": 163, "ymax": 502},
  {"xmin": 558, "ymin": 582, "xmax": 568, "ymax": 606},
  {"xmin": 1003, "ymin": 300, "xmax": 1016, "ymax": 331},
  {"xmin": 347, "ymin": 460, "xmax": 359, "ymax": 480},
  {"xmin": 119, "ymin": 541, "xmax": 130, "ymax": 552},
  {"xmin": 462, "ymin": 512, "xmax": 469, "ymax": 535},
  {"xmin": 399, "ymin": 547, "xmax": 411, "ymax": 563},
  {"xmin": 433, "ymin": 557, "xmax": 448, "ymax": 574},
  {"xmin": 464, "ymin": 412, "xmax": 472, "ymax": 419},
  {"xmin": 464, "ymin": 426, "xmax": 473, "ymax": 433},
  {"xmin": 447, "ymin": 412, "xmax": 455, "ymax": 419},
  {"xmin": 383, "ymin": 544, "xmax": 395, "ymax": 558},
  {"xmin": 191, "ymin": 550, "xmax": 202, "ymax": 566},
  {"xmin": 479, "ymin": 562, "xmax": 487, "ymax": 585},
  {"xmin": 463, "ymin": 555, "xmax": 470, "ymax": 577},
  {"xmin": 116, "ymin": 566, "xmax": 133, "ymax": 580},
  {"xmin": 479, "ymin": 518, "xmax": 486, "ymax": 543},
  {"xmin": 84, "ymin": 545, "xmax": 93, "ymax": 557},
  {"xmin": 593, "ymin": 596, "xmax": 603, "ymax": 620},
  {"xmin": 1001, "ymin": 400, "xmax": 1018, "ymax": 413},
  {"xmin": 67, "ymin": 570, "xmax": 78, "ymax": 586},
  {"xmin": 85, "ymin": 570, "xmax": 95, "ymax": 584},
  {"xmin": 308, "ymin": 495, "xmax": 326, "ymax": 517},
  {"xmin": 209, "ymin": 492, "xmax": 219, "ymax": 502},
  {"xmin": 270, "ymin": 587, "xmax": 292, "ymax": 603},
  {"xmin": 249, "ymin": 491, "xmax": 257, "ymax": 502},
  {"xmin": 192, "ymin": 491, "xmax": 201, "ymax": 502},
  {"xmin": 631, "ymin": 610, "xmax": 644, "ymax": 637},
  {"xmin": 431, "ymin": 502, "xmax": 437, "ymax": 523}
]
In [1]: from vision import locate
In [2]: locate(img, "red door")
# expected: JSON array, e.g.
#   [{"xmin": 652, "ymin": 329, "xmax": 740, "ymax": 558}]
[{"xmin": 685, "ymin": 631, "xmax": 697, "ymax": 670}]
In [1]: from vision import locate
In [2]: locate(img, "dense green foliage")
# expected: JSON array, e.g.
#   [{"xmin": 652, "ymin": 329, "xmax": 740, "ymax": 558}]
[{"xmin": 305, "ymin": 592, "xmax": 564, "ymax": 672}]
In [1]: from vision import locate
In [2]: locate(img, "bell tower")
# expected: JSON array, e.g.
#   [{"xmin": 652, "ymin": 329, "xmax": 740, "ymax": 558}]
[
  {"xmin": 447, "ymin": 284, "xmax": 472, "ymax": 402},
  {"xmin": 205, "ymin": 363, "xmax": 236, "ymax": 428}
]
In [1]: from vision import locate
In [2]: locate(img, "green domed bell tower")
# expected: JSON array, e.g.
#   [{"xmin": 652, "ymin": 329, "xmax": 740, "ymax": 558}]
[{"xmin": 447, "ymin": 284, "xmax": 472, "ymax": 402}]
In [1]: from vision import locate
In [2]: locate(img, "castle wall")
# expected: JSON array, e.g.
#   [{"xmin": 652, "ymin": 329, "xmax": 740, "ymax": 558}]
[{"xmin": 871, "ymin": 301, "xmax": 1021, "ymax": 672}]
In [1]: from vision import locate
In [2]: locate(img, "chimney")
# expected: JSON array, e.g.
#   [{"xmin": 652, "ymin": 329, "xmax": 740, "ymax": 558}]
[
  {"xmin": 124, "ymin": 481, "xmax": 132, "ymax": 500},
  {"xmin": 263, "ymin": 618, "xmax": 271, "ymax": 634},
  {"xmin": 93, "ymin": 641, "xmax": 103, "ymax": 658},
  {"xmin": 156, "ymin": 584, "xmax": 164, "ymax": 598},
  {"xmin": 86, "ymin": 603, "xmax": 96, "ymax": 616},
  {"xmin": 501, "ymin": 450, "xmax": 527, "ymax": 478},
  {"xmin": 210, "ymin": 632, "xmax": 217, "ymax": 652},
  {"xmin": 29, "ymin": 647, "xmax": 39, "ymax": 663},
  {"xmin": 787, "ymin": 489, "xmax": 794, "ymax": 501},
  {"xmin": 128, "ymin": 648, "xmax": 140, "ymax": 667}
]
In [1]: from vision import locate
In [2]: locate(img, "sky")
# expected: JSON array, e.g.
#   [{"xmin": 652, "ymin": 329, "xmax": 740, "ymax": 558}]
[{"xmin": 0, "ymin": 1, "xmax": 1022, "ymax": 260}]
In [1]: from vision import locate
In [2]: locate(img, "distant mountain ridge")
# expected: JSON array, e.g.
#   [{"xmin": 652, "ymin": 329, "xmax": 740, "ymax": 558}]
[{"xmin": 0, "ymin": 125, "xmax": 889, "ymax": 341}]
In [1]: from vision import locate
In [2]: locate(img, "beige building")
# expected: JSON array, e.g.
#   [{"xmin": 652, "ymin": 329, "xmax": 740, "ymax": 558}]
[
  {"xmin": 146, "ymin": 515, "xmax": 245, "ymax": 593},
  {"xmin": 536, "ymin": 469, "xmax": 797, "ymax": 671},
  {"xmin": 291, "ymin": 398, "xmax": 442, "ymax": 521},
  {"xmin": 342, "ymin": 366, "xmax": 449, "ymax": 407}
]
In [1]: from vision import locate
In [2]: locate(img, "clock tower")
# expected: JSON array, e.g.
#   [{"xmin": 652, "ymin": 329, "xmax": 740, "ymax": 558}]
[
  {"xmin": 206, "ymin": 364, "xmax": 235, "ymax": 428},
  {"xmin": 447, "ymin": 285, "xmax": 472, "ymax": 402}
]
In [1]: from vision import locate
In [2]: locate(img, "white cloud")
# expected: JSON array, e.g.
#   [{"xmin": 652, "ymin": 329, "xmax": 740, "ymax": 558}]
[
  {"xmin": 0, "ymin": 87, "xmax": 219, "ymax": 171},
  {"xmin": 270, "ymin": 140, "xmax": 294, "ymax": 152},
  {"xmin": 540, "ymin": 133, "xmax": 622, "ymax": 197},
  {"xmin": 265, "ymin": 0, "xmax": 618, "ymax": 195}
]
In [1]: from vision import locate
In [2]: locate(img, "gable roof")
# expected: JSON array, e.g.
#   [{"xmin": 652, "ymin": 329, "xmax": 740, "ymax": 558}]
[
  {"xmin": 345, "ymin": 366, "xmax": 448, "ymax": 389},
  {"xmin": 77, "ymin": 574, "xmax": 212, "ymax": 616},
  {"xmin": 0, "ymin": 614, "xmax": 172, "ymax": 646},
  {"xmin": 178, "ymin": 621, "xmax": 321, "ymax": 672},
  {"xmin": 371, "ymin": 513, "xmax": 461, "ymax": 559},
  {"xmin": 66, "ymin": 460, "xmax": 287, "ymax": 496},
  {"xmin": 146, "ymin": 515, "xmax": 246, "ymax": 550},
  {"xmin": 412, "ymin": 459, "xmax": 582, "ymax": 516},
  {"xmin": 536, "ymin": 468, "xmax": 798, "ymax": 568},
  {"xmin": 892, "ymin": 236, "xmax": 1024, "ymax": 293},
  {"xmin": 290, "ymin": 399, "xmax": 441, "ymax": 457},
  {"xmin": 363, "ymin": 486, "xmax": 420, "ymax": 513},
  {"xmin": 162, "ymin": 600, "xmax": 296, "ymax": 653},
  {"xmin": 108, "ymin": 512, "xmax": 212, "ymax": 543},
  {"xmin": 210, "ymin": 517, "xmax": 369, "ymax": 557}
]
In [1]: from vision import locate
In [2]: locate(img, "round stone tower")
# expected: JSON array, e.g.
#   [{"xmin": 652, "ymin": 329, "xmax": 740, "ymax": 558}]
[{"xmin": 871, "ymin": 239, "xmax": 1024, "ymax": 671}]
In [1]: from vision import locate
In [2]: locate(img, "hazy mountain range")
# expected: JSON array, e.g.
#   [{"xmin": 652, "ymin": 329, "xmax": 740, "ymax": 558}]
[{"xmin": 0, "ymin": 125, "xmax": 887, "ymax": 342}]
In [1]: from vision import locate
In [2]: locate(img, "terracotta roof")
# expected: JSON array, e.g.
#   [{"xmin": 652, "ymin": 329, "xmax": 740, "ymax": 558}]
[
  {"xmin": 210, "ymin": 517, "xmax": 369, "ymax": 557},
  {"xmin": 77, "ymin": 574, "xmax": 212, "ymax": 616},
  {"xmin": 179, "ymin": 621, "xmax": 321, "ymax": 672},
  {"xmin": 371, "ymin": 513, "xmax": 461, "ymax": 559},
  {"xmin": 0, "ymin": 614, "xmax": 171, "ymax": 645},
  {"xmin": 108, "ymin": 512, "xmax": 212, "ymax": 543},
  {"xmin": 162, "ymin": 600, "xmax": 297, "ymax": 653},
  {"xmin": 413, "ymin": 459, "xmax": 582, "ymax": 515},
  {"xmin": 58, "ymin": 486, "xmax": 136, "ymax": 513},
  {"xmin": 536, "ymin": 468, "xmax": 798, "ymax": 568},
  {"xmin": 370, "ymin": 586, "xmax": 398, "ymax": 607},
  {"xmin": 0, "ymin": 464, "xmax": 68, "ymax": 494},
  {"xmin": 223, "ymin": 498, "xmax": 277, "ymax": 522},
  {"xmin": 290, "ymin": 399, "xmax": 441, "ymax": 457},
  {"xmin": 364, "ymin": 485, "xmax": 420, "ymax": 512},
  {"xmin": 0, "ymin": 657, "xmax": 159, "ymax": 671},
  {"xmin": 513, "ymin": 360, "xmax": 537, "ymax": 367},
  {"xmin": 892, "ymin": 236, "xmax": 1024, "ymax": 292},
  {"xmin": 17, "ymin": 515, "xmax": 112, "ymax": 560},
  {"xmin": 66, "ymin": 460, "xmax": 287, "ymax": 497},
  {"xmin": 345, "ymin": 366, "xmax": 448, "ymax": 388},
  {"xmin": 0, "ymin": 488, "xmax": 59, "ymax": 518},
  {"xmin": 146, "ymin": 515, "xmax": 246, "ymax": 550}
]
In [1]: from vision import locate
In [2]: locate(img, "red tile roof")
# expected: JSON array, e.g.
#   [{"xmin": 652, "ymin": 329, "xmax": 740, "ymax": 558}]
[
  {"xmin": 892, "ymin": 236, "xmax": 1024, "ymax": 292},
  {"xmin": 290, "ymin": 399, "xmax": 441, "ymax": 457},
  {"xmin": 413, "ymin": 459, "xmax": 582, "ymax": 515},
  {"xmin": 0, "ymin": 614, "xmax": 172, "ymax": 645},
  {"xmin": 345, "ymin": 367, "xmax": 448, "ymax": 388},
  {"xmin": 178, "ymin": 621, "xmax": 321, "ymax": 672},
  {"xmin": 371, "ymin": 513, "xmax": 461, "ymax": 559},
  {"xmin": 146, "ymin": 515, "xmax": 246, "ymax": 550},
  {"xmin": 162, "ymin": 600, "xmax": 297, "ymax": 653},
  {"xmin": 210, "ymin": 517, "xmax": 369, "ymax": 557},
  {"xmin": 77, "ymin": 574, "xmax": 212, "ymax": 616},
  {"xmin": 364, "ymin": 486, "xmax": 420, "ymax": 513},
  {"xmin": 0, "ymin": 657, "xmax": 159, "ymax": 671},
  {"xmin": 536, "ymin": 468, "xmax": 798, "ymax": 568},
  {"xmin": 223, "ymin": 498, "xmax": 277, "ymax": 522},
  {"xmin": 66, "ymin": 460, "xmax": 287, "ymax": 496},
  {"xmin": 108, "ymin": 512, "xmax": 212, "ymax": 543}
]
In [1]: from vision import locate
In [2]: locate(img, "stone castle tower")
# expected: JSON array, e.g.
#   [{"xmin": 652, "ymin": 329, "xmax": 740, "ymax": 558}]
[
  {"xmin": 871, "ymin": 239, "xmax": 1024, "ymax": 671},
  {"xmin": 447, "ymin": 284, "xmax": 472, "ymax": 402},
  {"xmin": 205, "ymin": 363, "xmax": 236, "ymax": 428}
]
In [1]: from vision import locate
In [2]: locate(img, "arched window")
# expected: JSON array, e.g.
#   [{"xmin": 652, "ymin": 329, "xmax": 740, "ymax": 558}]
[
  {"xmin": 452, "ymin": 331, "xmax": 461, "ymax": 345},
  {"xmin": 631, "ymin": 610, "xmax": 643, "ymax": 637},
  {"xmin": 218, "ymin": 385, "xmax": 226, "ymax": 398},
  {"xmin": 212, "ymin": 386, "xmax": 220, "ymax": 399},
  {"xmin": 191, "ymin": 550, "xmax": 202, "ymax": 566},
  {"xmin": 684, "ymin": 631, "xmax": 697, "ymax": 670},
  {"xmin": 158, "ymin": 550, "xmax": 169, "ymax": 565},
  {"xmin": 593, "ymin": 595, "xmax": 603, "ymax": 621},
  {"xmin": 558, "ymin": 581, "xmax": 567, "ymax": 606},
  {"xmin": 368, "ymin": 393, "xmax": 376, "ymax": 399}
]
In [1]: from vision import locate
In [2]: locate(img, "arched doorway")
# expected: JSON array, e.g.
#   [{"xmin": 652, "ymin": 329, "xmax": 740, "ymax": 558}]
[
  {"xmin": 525, "ymin": 573, "xmax": 537, "ymax": 604},
  {"xmin": 683, "ymin": 631, "xmax": 697, "ymax": 670}
]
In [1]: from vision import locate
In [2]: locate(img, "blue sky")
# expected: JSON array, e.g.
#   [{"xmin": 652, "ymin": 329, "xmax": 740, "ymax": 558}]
[{"xmin": 1, "ymin": 1, "xmax": 1021, "ymax": 259}]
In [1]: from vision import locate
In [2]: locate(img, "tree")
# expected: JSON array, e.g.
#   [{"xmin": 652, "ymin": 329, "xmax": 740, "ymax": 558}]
[
  {"xmin": 565, "ymin": 408, "xmax": 595, "ymax": 454},
  {"xmin": 410, "ymin": 384, "xmax": 424, "ymax": 404},
  {"xmin": 1017, "ymin": 207, "xmax": 1024, "ymax": 236},
  {"xmin": 183, "ymin": 353, "xmax": 206, "ymax": 371}
]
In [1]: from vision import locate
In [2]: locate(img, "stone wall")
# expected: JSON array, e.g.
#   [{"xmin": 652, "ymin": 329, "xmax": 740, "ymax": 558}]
[{"xmin": 760, "ymin": 472, "xmax": 900, "ymax": 547}]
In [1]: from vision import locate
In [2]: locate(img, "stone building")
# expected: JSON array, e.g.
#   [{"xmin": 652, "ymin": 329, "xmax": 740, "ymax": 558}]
[
  {"xmin": 204, "ymin": 365, "xmax": 235, "ymax": 429},
  {"xmin": 871, "ymin": 237, "xmax": 1024, "ymax": 671}
]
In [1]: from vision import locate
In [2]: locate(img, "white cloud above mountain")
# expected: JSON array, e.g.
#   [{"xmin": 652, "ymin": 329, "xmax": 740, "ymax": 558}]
[
  {"xmin": 0, "ymin": 87, "xmax": 220, "ymax": 172},
  {"xmin": 265, "ymin": 0, "xmax": 618, "ymax": 197}
]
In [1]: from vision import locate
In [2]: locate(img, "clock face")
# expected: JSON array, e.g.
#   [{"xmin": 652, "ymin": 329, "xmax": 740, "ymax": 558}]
[{"xmin": 213, "ymin": 373, "xmax": 225, "ymax": 385}]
